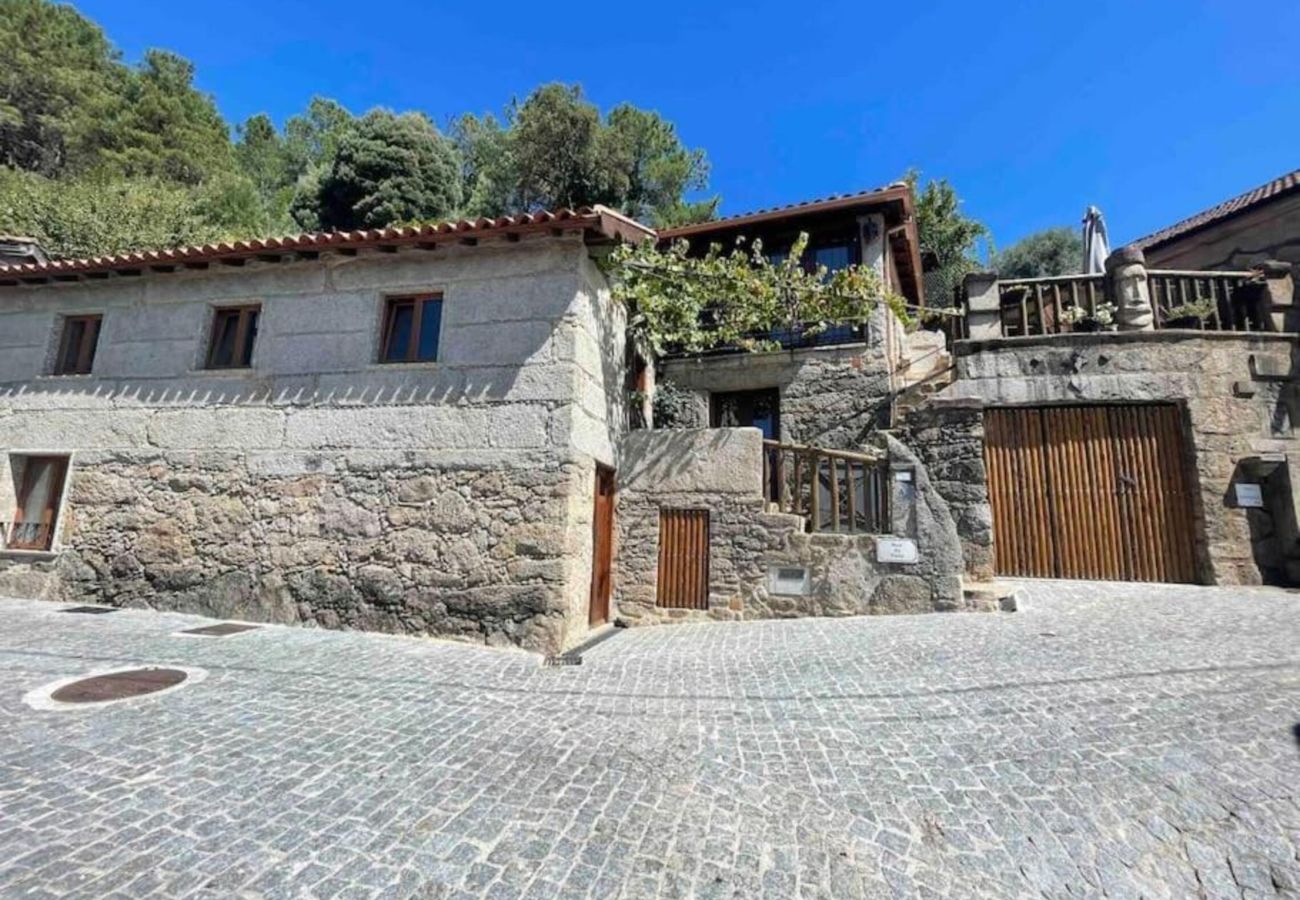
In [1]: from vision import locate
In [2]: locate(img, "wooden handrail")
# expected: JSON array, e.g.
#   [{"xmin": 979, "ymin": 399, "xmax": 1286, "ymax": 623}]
[{"xmin": 762, "ymin": 441, "xmax": 889, "ymax": 534}]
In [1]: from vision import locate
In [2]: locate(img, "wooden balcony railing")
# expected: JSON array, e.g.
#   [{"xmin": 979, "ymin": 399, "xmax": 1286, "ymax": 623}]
[
  {"xmin": 992, "ymin": 270, "xmax": 1256, "ymax": 337},
  {"xmin": 762, "ymin": 440, "xmax": 889, "ymax": 534}
]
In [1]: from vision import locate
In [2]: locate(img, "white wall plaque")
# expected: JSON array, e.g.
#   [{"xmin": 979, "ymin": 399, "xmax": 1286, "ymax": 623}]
[
  {"xmin": 876, "ymin": 537, "xmax": 918, "ymax": 564},
  {"xmin": 768, "ymin": 566, "xmax": 811, "ymax": 596},
  {"xmin": 1234, "ymin": 483, "xmax": 1264, "ymax": 508}
]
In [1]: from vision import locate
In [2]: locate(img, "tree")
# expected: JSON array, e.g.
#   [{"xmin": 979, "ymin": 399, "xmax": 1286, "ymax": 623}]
[
  {"xmin": 0, "ymin": 166, "xmax": 235, "ymax": 258},
  {"xmin": 0, "ymin": 0, "xmax": 122, "ymax": 175},
  {"xmin": 450, "ymin": 111, "xmax": 515, "ymax": 217},
  {"xmin": 599, "ymin": 104, "xmax": 716, "ymax": 226},
  {"xmin": 905, "ymin": 170, "xmax": 989, "ymax": 306},
  {"xmin": 454, "ymin": 84, "xmax": 717, "ymax": 225},
  {"xmin": 312, "ymin": 110, "xmax": 461, "ymax": 230},
  {"xmin": 90, "ymin": 50, "xmax": 235, "ymax": 185},
  {"xmin": 510, "ymin": 84, "xmax": 605, "ymax": 211},
  {"xmin": 995, "ymin": 226, "xmax": 1080, "ymax": 278}
]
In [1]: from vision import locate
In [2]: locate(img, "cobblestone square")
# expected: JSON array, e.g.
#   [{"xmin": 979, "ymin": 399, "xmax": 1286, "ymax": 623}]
[{"xmin": 1, "ymin": 581, "xmax": 1298, "ymax": 898}]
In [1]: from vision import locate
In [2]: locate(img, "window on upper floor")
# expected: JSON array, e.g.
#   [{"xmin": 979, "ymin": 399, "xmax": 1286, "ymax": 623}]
[
  {"xmin": 6, "ymin": 455, "xmax": 69, "ymax": 552},
  {"xmin": 205, "ymin": 305, "xmax": 260, "ymax": 369},
  {"xmin": 53, "ymin": 315, "xmax": 102, "ymax": 375},
  {"xmin": 380, "ymin": 294, "xmax": 442, "ymax": 364}
]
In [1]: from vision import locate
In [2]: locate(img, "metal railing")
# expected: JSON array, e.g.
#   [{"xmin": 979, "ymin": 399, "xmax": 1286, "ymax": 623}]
[
  {"xmin": 762, "ymin": 440, "xmax": 889, "ymax": 534},
  {"xmin": 991, "ymin": 270, "xmax": 1256, "ymax": 337}
]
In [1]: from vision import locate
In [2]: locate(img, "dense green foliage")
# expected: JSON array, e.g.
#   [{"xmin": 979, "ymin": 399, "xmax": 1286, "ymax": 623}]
[
  {"xmin": 905, "ymin": 170, "xmax": 990, "ymax": 306},
  {"xmin": 0, "ymin": 0, "xmax": 718, "ymax": 257},
  {"xmin": 312, "ymin": 110, "xmax": 461, "ymax": 230},
  {"xmin": 994, "ymin": 226, "xmax": 1080, "ymax": 278},
  {"xmin": 607, "ymin": 232, "xmax": 902, "ymax": 355},
  {"xmin": 454, "ymin": 84, "xmax": 716, "ymax": 226}
]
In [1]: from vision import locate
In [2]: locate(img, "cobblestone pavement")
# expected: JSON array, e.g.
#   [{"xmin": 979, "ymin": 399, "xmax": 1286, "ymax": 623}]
[{"xmin": 0, "ymin": 581, "xmax": 1298, "ymax": 899}]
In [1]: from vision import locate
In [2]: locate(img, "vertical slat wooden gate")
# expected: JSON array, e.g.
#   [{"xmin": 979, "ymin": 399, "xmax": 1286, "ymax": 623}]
[
  {"xmin": 656, "ymin": 509, "xmax": 710, "ymax": 609},
  {"xmin": 984, "ymin": 404, "xmax": 1198, "ymax": 583}
]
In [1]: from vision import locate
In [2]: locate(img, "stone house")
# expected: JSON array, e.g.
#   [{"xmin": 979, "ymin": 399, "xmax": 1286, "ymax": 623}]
[
  {"xmin": 917, "ymin": 243, "xmax": 1300, "ymax": 588},
  {"xmin": 0, "ymin": 200, "xmax": 975, "ymax": 653},
  {"xmin": 0, "ymin": 209, "xmax": 652, "ymax": 654},
  {"xmin": 1134, "ymin": 168, "xmax": 1300, "ymax": 290}
]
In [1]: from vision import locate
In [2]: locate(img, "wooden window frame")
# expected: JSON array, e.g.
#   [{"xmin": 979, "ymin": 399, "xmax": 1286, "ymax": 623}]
[
  {"xmin": 205, "ymin": 304, "xmax": 261, "ymax": 370},
  {"xmin": 6, "ymin": 454, "xmax": 70, "ymax": 552},
  {"xmin": 53, "ymin": 314, "xmax": 102, "ymax": 376},
  {"xmin": 379, "ymin": 294, "xmax": 443, "ymax": 364}
]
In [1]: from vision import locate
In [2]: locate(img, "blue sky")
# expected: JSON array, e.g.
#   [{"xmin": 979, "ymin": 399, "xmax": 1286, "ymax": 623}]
[{"xmin": 77, "ymin": 0, "xmax": 1299, "ymax": 251}]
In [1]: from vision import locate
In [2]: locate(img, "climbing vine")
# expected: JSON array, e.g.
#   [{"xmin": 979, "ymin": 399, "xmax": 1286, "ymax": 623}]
[{"xmin": 606, "ymin": 233, "xmax": 913, "ymax": 355}]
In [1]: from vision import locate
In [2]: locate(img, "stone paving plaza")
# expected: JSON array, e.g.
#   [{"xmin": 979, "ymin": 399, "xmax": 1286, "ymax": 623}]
[{"xmin": 0, "ymin": 581, "xmax": 1298, "ymax": 899}]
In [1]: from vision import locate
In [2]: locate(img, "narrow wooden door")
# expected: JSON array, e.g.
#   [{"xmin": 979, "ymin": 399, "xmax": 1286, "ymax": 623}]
[
  {"xmin": 588, "ymin": 465, "xmax": 616, "ymax": 627},
  {"xmin": 984, "ymin": 404, "xmax": 1198, "ymax": 583},
  {"xmin": 656, "ymin": 509, "xmax": 710, "ymax": 609}
]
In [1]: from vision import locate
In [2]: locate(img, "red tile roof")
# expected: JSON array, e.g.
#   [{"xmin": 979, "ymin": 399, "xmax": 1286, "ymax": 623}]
[
  {"xmin": 0, "ymin": 206, "xmax": 653, "ymax": 285},
  {"xmin": 1134, "ymin": 168, "xmax": 1300, "ymax": 250},
  {"xmin": 658, "ymin": 183, "xmax": 913, "ymax": 240}
]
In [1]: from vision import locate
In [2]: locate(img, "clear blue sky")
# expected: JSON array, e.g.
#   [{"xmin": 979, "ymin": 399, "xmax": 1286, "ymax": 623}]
[{"xmin": 77, "ymin": 0, "xmax": 1299, "ymax": 251}]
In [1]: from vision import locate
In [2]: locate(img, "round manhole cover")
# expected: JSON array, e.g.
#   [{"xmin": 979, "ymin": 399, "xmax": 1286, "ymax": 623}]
[
  {"xmin": 51, "ymin": 668, "xmax": 187, "ymax": 704},
  {"xmin": 24, "ymin": 665, "xmax": 206, "ymax": 711}
]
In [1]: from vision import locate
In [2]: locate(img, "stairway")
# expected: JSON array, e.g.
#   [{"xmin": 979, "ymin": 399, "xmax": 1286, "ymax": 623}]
[{"xmin": 893, "ymin": 328, "xmax": 956, "ymax": 419}]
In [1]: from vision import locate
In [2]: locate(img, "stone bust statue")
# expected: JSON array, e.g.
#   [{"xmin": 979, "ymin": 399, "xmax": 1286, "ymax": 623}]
[{"xmin": 1106, "ymin": 245, "xmax": 1154, "ymax": 331}]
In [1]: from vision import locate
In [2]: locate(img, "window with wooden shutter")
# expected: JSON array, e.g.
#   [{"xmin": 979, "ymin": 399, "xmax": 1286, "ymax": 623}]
[
  {"xmin": 53, "ymin": 315, "xmax": 102, "ymax": 375},
  {"xmin": 656, "ymin": 508, "xmax": 710, "ymax": 610},
  {"xmin": 6, "ymin": 455, "xmax": 69, "ymax": 551},
  {"xmin": 206, "ymin": 305, "xmax": 260, "ymax": 369}
]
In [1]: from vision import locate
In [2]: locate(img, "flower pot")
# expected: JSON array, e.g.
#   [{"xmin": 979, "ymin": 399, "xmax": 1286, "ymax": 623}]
[
  {"xmin": 1164, "ymin": 315, "xmax": 1201, "ymax": 329},
  {"xmin": 1071, "ymin": 319, "xmax": 1101, "ymax": 333}
]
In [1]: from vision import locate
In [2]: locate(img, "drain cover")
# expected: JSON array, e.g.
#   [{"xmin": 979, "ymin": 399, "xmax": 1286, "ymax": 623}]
[
  {"xmin": 50, "ymin": 668, "xmax": 187, "ymax": 704},
  {"xmin": 61, "ymin": 606, "xmax": 118, "ymax": 615},
  {"xmin": 180, "ymin": 623, "xmax": 260, "ymax": 637}
]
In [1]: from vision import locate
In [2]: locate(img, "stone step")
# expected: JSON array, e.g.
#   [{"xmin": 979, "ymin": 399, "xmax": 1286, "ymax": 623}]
[{"xmin": 963, "ymin": 581, "xmax": 1019, "ymax": 612}]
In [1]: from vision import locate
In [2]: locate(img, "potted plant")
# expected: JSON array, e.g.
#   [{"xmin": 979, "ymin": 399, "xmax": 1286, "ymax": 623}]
[
  {"xmin": 1062, "ymin": 302, "xmax": 1117, "ymax": 332},
  {"xmin": 1161, "ymin": 298, "xmax": 1216, "ymax": 329}
]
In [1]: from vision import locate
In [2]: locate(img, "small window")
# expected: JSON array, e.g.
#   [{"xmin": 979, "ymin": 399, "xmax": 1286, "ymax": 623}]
[
  {"xmin": 53, "ymin": 315, "xmax": 102, "ymax": 375},
  {"xmin": 380, "ymin": 295, "xmax": 442, "ymax": 364},
  {"xmin": 206, "ymin": 305, "xmax": 260, "ymax": 369},
  {"xmin": 6, "ymin": 455, "xmax": 69, "ymax": 551}
]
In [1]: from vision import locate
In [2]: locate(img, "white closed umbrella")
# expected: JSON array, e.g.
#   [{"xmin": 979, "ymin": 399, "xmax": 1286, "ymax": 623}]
[{"xmin": 1082, "ymin": 206, "xmax": 1110, "ymax": 274}]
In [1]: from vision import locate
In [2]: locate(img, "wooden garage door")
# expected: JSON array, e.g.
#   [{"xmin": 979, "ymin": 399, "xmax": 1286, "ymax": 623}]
[{"xmin": 984, "ymin": 405, "xmax": 1198, "ymax": 583}]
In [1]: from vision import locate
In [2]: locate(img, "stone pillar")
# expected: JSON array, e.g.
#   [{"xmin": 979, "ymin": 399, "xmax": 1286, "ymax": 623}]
[
  {"xmin": 1251, "ymin": 260, "xmax": 1295, "ymax": 332},
  {"xmin": 1106, "ymin": 246, "xmax": 1154, "ymax": 331},
  {"xmin": 963, "ymin": 272, "xmax": 1002, "ymax": 341}
]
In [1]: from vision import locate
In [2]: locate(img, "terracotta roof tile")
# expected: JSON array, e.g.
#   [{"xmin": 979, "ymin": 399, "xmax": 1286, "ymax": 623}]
[
  {"xmin": 658, "ymin": 183, "xmax": 911, "ymax": 239},
  {"xmin": 1134, "ymin": 169, "xmax": 1300, "ymax": 250},
  {"xmin": 0, "ymin": 206, "xmax": 654, "ymax": 284}
]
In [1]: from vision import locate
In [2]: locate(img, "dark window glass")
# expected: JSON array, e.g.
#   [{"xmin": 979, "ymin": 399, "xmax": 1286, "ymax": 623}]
[
  {"xmin": 54, "ymin": 315, "xmax": 101, "ymax": 375},
  {"xmin": 711, "ymin": 389, "xmax": 780, "ymax": 440},
  {"xmin": 812, "ymin": 244, "xmax": 852, "ymax": 273},
  {"xmin": 381, "ymin": 295, "xmax": 442, "ymax": 363},
  {"xmin": 206, "ymin": 306, "xmax": 260, "ymax": 369}
]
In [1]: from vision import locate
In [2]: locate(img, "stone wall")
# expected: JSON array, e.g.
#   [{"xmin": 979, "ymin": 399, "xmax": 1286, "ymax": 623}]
[
  {"xmin": 940, "ymin": 330, "xmax": 1300, "ymax": 585},
  {"xmin": 1, "ymin": 449, "xmax": 583, "ymax": 651},
  {"xmin": 613, "ymin": 428, "xmax": 971, "ymax": 627},
  {"xmin": 0, "ymin": 235, "xmax": 624, "ymax": 653},
  {"xmin": 656, "ymin": 306, "xmax": 898, "ymax": 450},
  {"xmin": 896, "ymin": 400, "xmax": 994, "ymax": 580}
]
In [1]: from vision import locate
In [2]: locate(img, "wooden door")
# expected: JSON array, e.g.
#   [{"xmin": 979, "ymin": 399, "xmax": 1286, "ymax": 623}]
[
  {"xmin": 656, "ymin": 509, "xmax": 710, "ymax": 609},
  {"xmin": 588, "ymin": 465, "xmax": 615, "ymax": 627},
  {"xmin": 984, "ymin": 404, "xmax": 1198, "ymax": 583}
]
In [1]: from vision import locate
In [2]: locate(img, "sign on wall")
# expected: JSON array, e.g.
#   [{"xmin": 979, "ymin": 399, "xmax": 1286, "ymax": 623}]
[
  {"xmin": 1234, "ymin": 483, "xmax": 1264, "ymax": 508},
  {"xmin": 876, "ymin": 537, "xmax": 919, "ymax": 564}
]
